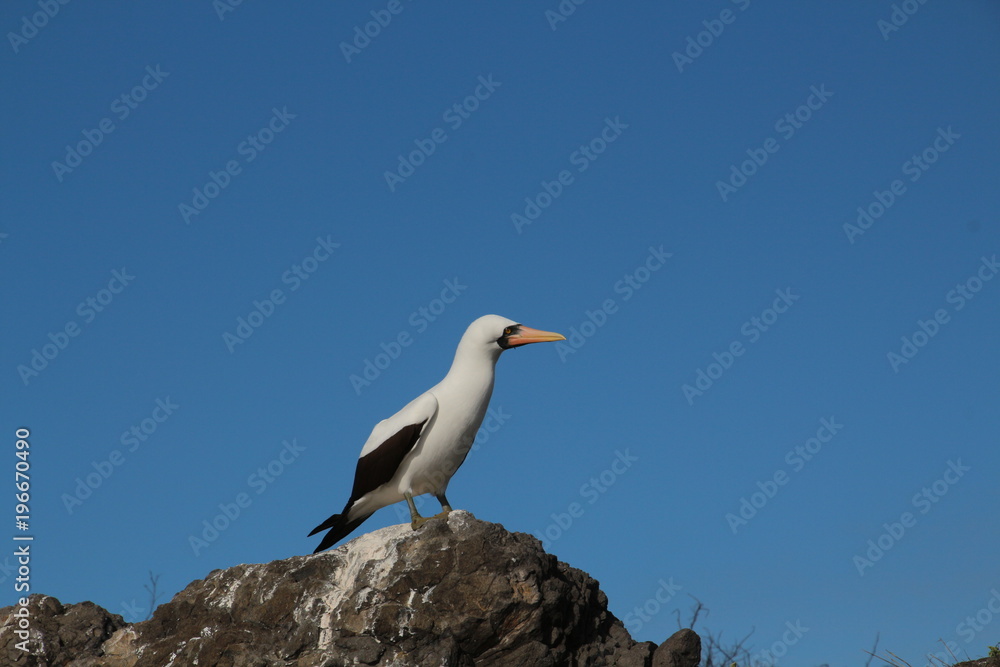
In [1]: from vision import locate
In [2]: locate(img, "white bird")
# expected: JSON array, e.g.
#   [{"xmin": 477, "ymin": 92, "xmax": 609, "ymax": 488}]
[{"xmin": 309, "ymin": 314, "xmax": 565, "ymax": 552}]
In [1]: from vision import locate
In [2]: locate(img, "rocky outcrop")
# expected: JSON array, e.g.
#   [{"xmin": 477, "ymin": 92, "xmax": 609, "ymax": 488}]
[
  {"xmin": 955, "ymin": 657, "xmax": 1000, "ymax": 667},
  {"xmin": 0, "ymin": 511, "xmax": 700, "ymax": 666},
  {"xmin": 0, "ymin": 596, "xmax": 126, "ymax": 666}
]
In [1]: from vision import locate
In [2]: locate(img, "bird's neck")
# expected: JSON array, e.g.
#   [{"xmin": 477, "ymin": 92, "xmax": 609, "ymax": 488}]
[
  {"xmin": 440, "ymin": 343, "xmax": 501, "ymax": 392},
  {"xmin": 432, "ymin": 344, "xmax": 501, "ymax": 438}
]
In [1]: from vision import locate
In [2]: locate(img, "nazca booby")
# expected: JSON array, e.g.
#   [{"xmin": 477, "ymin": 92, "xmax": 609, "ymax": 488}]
[{"xmin": 309, "ymin": 314, "xmax": 564, "ymax": 552}]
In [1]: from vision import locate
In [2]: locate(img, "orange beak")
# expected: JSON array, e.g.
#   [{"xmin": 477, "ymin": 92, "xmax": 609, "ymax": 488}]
[{"xmin": 506, "ymin": 325, "xmax": 566, "ymax": 347}]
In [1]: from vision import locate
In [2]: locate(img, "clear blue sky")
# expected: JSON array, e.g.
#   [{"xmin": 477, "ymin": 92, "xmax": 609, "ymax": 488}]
[{"xmin": 3, "ymin": 3, "xmax": 999, "ymax": 665}]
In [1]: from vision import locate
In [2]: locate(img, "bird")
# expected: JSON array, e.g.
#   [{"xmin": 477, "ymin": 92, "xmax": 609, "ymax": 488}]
[{"xmin": 308, "ymin": 314, "xmax": 565, "ymax": 552}]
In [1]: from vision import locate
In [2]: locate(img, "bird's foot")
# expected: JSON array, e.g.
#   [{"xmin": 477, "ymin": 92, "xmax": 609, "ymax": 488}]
[{"xmin": 410, "ymin": 510, "xmax": 450, "ymax": 530}]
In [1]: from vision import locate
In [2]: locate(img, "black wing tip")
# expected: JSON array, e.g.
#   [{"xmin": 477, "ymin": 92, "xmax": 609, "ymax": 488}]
[
  {"xmin": 307, "ymin": 513, "xmax": 341, "ymax": 537},
  {"xmin": 313, "ymin": 532, "xmax": 339, "ymax": 553},
  {"xmin": 309, "ymin": 512, "xmax": 372, "ymax": 553}
]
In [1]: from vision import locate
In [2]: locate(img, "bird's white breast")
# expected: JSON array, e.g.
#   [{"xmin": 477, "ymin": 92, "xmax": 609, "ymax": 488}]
[{"xmin": 397, "ymin": 373, "xmax": 495, "ymax": 496}]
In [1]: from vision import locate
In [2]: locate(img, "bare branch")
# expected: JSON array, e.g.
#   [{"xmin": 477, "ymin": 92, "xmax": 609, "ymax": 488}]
[
  {"xmin": 939, "ymin": 639, "xmax": 959, "ymax": 666},
  {"xmin": 143, "ymin": 571, "xmax": 163, "ymax": 621},
  {"xmin": 864, "ymin": 633, "xmax": 881, "ymax": 667}
]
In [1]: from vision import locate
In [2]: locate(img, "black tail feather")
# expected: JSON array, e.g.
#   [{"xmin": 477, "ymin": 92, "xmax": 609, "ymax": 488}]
[
  {"xmin": 308, "ymin": 512, "xmax": 342, "ymax": 537},
  {"xmin": 309, "ymin": 509, "xmax": 373, "ymax": 553}
]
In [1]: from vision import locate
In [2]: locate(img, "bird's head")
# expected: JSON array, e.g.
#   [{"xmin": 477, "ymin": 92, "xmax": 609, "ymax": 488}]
[{"xmin": 462, "ymin": 314, "xmax": 566, "ymax": 353}]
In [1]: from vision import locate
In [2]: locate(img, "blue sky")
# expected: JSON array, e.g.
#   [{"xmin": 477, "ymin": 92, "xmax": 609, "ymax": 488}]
[{"xmin": 3, "ymin": 2, "xmax": 999, "ymax": 665}]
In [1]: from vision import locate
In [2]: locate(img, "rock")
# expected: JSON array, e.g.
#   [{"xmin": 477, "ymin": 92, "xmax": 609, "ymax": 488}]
[
  {"xmin": 0, "ymin": 511, "xmax": 700, "ymax": 666},
  {"xmin": 955, "ymin": 658, "xmax": 1000, "ymax": 667},
  {"xmin": 652, "ymin": 629, "xmax": 701, "ymax": 667},
  {"xmin": 0, "ymin": 595, "xmax": 126, "ymax": 666}
]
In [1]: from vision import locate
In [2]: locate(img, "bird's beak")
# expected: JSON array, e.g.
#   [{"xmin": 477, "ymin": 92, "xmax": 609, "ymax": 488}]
[{"xmin": 506, "ymin": 325, "xmax": 566, "ymax": 347}]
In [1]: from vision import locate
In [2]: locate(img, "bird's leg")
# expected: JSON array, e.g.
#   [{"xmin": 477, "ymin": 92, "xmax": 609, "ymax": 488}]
[
  {"xmin": 434, "ymin": 492, "xmax": 451, "ymax": 514},
  {"xmin": 405, "ymin": 491, "xmax": 432, "ymax": 530},
  {"xmin": 434, "ymin": 493, "xmax": 453, "ymax": 518},
  {"xmin": 405, "ymin": 491, "xmax": 425, "ymax": 526}
]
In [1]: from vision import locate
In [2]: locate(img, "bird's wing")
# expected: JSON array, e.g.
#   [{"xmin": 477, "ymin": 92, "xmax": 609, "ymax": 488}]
[{"xmin": 348, "ymin": 391, "xmax": 438, "ymax": 503}]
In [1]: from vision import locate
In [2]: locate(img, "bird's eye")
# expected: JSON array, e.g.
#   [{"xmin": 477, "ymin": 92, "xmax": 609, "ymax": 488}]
[{"xmin": 504, "ymin": 326, "xmax": 514, "ymax": 335}]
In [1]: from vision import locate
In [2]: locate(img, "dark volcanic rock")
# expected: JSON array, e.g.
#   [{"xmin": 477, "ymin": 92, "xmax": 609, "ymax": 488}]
[
  {"xmin": 955, "ymin": 658, "xmax": 1000, "ymax": 667},
  {"xmin": 0, "ymin": 511, "xmax": 700, "ymax": 666},
  {"xmin": 652, "ymin": 629, "xmax": 701, "ymax": 667},
  {"xmin": 0, "ymin": 595, "xmax": 126, "ymax": 666}
]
